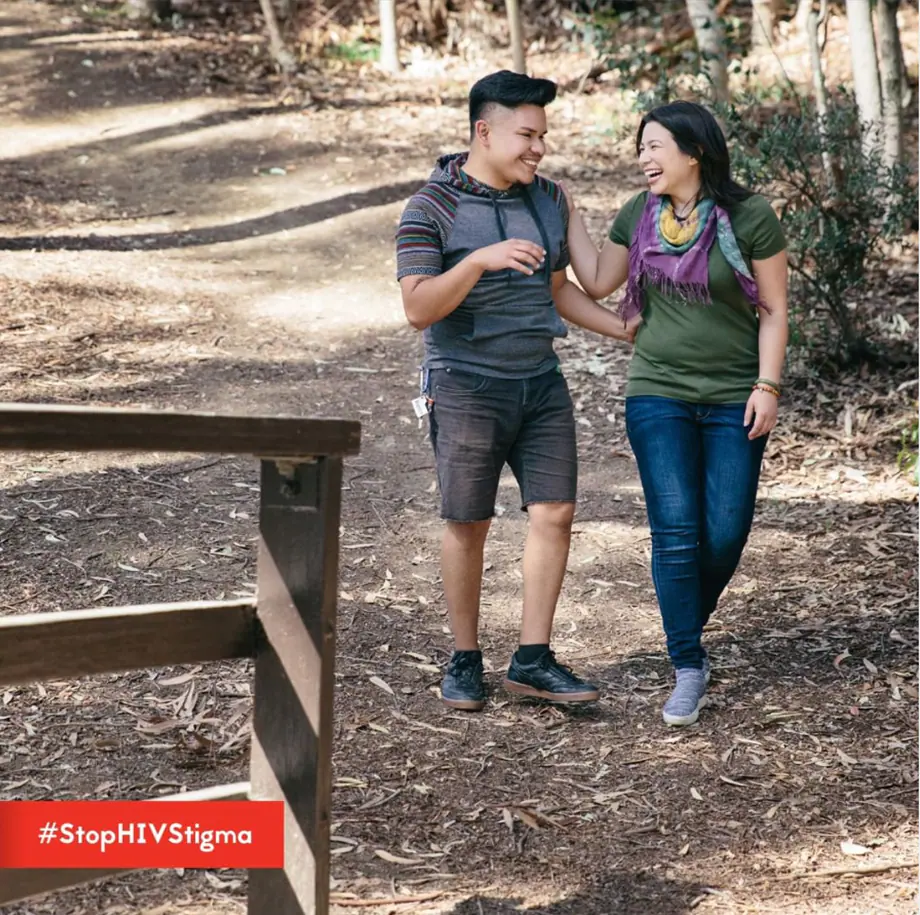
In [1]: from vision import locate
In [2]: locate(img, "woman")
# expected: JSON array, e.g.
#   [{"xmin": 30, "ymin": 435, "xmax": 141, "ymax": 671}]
[{"xmin": 565, "ymin": 101, "xmax": 788, "ymax": 726}]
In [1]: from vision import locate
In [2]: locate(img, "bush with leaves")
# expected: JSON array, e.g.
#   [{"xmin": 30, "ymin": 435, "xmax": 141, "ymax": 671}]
[{"xmin": 720, "ymin": 91, "xmax": 917, "ymax": 365}]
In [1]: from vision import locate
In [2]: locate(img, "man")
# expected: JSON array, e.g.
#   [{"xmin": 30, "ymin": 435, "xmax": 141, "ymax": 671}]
[{"xmin": 395, "ymin": 70, "xmax": 637, "ymax": 711}]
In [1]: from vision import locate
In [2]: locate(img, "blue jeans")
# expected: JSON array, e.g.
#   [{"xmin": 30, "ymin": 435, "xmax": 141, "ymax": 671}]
[{"xmin": 625, "ymin": 396, "xmax": 768, "ymax": 670}]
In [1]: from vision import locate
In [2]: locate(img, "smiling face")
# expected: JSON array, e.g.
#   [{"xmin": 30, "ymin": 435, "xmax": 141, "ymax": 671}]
[
  {"xmin": 638, "ymin": 120, "xmax": 700, "ymax": 201},
  {"xmin": 475, "ymin": 103, "xmax": 547, "ymax": 188}
]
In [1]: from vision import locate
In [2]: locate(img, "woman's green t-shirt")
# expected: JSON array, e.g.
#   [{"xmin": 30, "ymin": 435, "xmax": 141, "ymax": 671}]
[{"xmin": 609, "ymin": 192, "xmax": 786, "ymax": 403}]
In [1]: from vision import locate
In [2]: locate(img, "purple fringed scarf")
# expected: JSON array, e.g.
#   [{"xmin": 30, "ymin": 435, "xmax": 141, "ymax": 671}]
[{"xmin": 619, "ymin": 194, "xmax": 762, "ymax": 321}]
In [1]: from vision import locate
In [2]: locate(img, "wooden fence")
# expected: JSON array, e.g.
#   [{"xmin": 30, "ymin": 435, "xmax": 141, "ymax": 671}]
[{"xmin": 0, "ymin": 403, "xmax": 361, "ymax": 914}]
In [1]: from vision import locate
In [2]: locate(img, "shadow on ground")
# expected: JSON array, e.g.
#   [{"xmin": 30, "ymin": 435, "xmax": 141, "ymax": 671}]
[
  {"xmin": 445, "ymin": 872, "xmax": 707, "ymax": 915},
  {"xmin": 0, "ymin": 179, "xmax": 424, "ymax": 251}
]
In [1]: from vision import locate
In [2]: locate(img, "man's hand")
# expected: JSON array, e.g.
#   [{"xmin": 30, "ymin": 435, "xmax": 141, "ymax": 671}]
[
  {"xmin": 471, "ymin": 239, "xmax": 545, "ymax": 276},
  {"xmin": 622, "ymin": 313, "xmax": 643, "ymax": 344}
]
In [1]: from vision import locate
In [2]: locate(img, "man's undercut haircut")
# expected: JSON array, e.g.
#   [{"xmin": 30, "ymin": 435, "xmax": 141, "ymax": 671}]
[{"xmin": 468, "ymin": 70, "xmax": 557, "ymax": 137}]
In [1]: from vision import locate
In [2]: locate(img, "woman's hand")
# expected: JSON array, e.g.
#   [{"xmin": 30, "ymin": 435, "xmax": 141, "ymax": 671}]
[{"xmin": 744, "ymin": 390, "xmax": 778, "ymax": 439}]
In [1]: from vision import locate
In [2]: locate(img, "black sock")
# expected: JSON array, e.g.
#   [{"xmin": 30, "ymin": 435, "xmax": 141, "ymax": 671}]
[
  {"xmin": 515, "ymin": 643, "xmax": 549, "ymax": 665},
  {"xmin": 452, "ymin": 649, "xmax": 482, "ymax": 661}
]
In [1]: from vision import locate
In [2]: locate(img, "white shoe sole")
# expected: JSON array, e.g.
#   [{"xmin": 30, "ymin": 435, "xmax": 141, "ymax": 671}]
[{"xmin": 662, "ymin": 695, "xmax": 708, "ymax": 727}]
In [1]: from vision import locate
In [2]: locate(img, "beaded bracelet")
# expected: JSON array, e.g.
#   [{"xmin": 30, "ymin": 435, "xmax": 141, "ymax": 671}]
[{"xmin": 753, "ymin": 382, "xmax": 781, "ymax": 398}]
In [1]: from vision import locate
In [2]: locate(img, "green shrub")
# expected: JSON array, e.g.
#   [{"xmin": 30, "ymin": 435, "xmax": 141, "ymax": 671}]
[
  {"xmin": 721, "ymin": 92, "xmax": 917, "ymax": 364},
  {"xmin": 324, "ymin": 40, "xmax": 379, "ymax": 63}
]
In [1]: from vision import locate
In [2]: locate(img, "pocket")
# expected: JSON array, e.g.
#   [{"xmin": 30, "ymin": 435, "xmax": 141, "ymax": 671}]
[{"xmin": 432, "ymin": 369, "xmax": 491, "ymax": 397}]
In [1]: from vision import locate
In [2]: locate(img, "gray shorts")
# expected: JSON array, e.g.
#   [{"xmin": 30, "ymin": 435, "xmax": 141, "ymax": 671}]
[{"xmin": 427, "ymin": 367, "xmax": 578, "ymax": 523}]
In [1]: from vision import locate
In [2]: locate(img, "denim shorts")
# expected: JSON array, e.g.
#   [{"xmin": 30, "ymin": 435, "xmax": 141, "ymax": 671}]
[{"xmin": 427, "ymin": 367, "xmax": 577, "ymax": 523}]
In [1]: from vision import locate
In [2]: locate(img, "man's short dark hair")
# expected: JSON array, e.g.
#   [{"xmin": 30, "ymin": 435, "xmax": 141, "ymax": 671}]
[{"xmin": 468, "ymin": 70, "xmax": 557, "ymax": 135}]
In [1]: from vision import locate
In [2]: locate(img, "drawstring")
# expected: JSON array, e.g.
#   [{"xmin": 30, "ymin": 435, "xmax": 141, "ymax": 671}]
[
  {"xmin": 491, "ymin": 188, "xmax": 553, "ymax": 285},
  {"xmin": 522, "ymin": 188, "xmax": 553, "ymax": 283},
  {"xmin": 488, "ymin": 194, "xmax": 513, "ymax": 284}
]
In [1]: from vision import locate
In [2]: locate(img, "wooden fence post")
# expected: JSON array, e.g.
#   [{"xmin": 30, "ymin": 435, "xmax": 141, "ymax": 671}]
[{"xmin": 249, "ymin": 457, "xmax": 342, "ymax": 915}]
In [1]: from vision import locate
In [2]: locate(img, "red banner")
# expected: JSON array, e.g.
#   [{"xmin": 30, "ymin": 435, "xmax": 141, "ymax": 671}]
[{"xmin": 0, "ymin": 801, "xmax": 284, "ymax": 869}]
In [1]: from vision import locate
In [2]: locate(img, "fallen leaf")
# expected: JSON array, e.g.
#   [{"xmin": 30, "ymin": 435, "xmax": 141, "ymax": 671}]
[
  {"xmin": 136, "ymin": 718, "xmax": 183, "ymax": 735},
  {"xmin": 690, "ymin": 787, "xmax": 703, "ymax": 801},
  {"xmin": 204, "ymin": 871, "xmax": 242, "ymax": 890},
  {"xmin": 841, "ymin": 841, "xmax": 871, "ymax": 856},
  {"xmin": 158, "ymin": 673, "xmax": 195, "ymax": 687},
  {"xmin": 833, "ymin": 649, "xmax": 851, "ymax": 669},
  {"xmin": 887, "ymin": 674, "xmax": 903, "ymax": 701},
  {"xmin": 513, "ymin": 808, "xmax": 541, "ymax": 830},
  {"xmin": 369, "ymin": 676, "xmax": 394, "ymax": 696},
  {"xmin": 374, "ymin": 849, "xmax": 422, "ymax": 865},
  {"xmin": 335, "ymin": 777, "xmax": 368, "ymax": 789}
]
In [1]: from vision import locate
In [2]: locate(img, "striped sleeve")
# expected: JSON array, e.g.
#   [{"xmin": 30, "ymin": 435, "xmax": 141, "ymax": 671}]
[{"xmin": 396, "ymin": 200, "xmax": 444, "ymax": 280}]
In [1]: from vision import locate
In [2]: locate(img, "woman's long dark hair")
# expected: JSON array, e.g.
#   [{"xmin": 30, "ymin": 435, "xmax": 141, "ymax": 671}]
[{"xmin": 637, "ymin": 101, "xmax": 752, "ymax": 210}]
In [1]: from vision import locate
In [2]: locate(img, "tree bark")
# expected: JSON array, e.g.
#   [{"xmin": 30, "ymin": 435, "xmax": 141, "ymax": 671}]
[
  {"xmin": 876, "ymin": 0, "xmax": 904, "ymax": 168},
  {"xmin": 794, "ymin": 0, "xmax": 812, "ymax": 35},
  {"xmin": 379, "ymin": 0, "xmax": 401, "ymax": 73},
  {"xmin": 276, "ymin": 0, "xmax": 295, "ymax": 20},
  {"xmin": 506, "ymin": 0, "xmax": 526, "ymax": 74},
  {"xmin": 686, "ymin": 0, "xmax": 730, "ymax": 103},
  {"xmin": 751, "ymin": 0, "xmax": 778, "ymax": 54},
  {"xmin": 417, "ymin": 0, "xmax": 448, "ymax": 43},
  {"xmin": 807, "ymin": 1, "xmax": 836, "ymax": 196},
  {"xmin": 259, "ymin": 0, "xmax": 296, "ymax": 73},
  {"xmin": 844, "ymin": 0, "xmax": 883, "ymax": 156}
]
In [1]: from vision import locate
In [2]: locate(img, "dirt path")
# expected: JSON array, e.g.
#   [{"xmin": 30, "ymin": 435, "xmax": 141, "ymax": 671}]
[{"xmin": 1, "ymin": 5, "xmax": 917, "ymax": 914}]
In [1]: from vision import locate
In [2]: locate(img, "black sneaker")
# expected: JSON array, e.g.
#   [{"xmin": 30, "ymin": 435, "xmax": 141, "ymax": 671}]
[
  {"xmin": 441, "ymin": 652, "xmax": 486, "ymax": 711},
  {"xmin": 504, "ymin": 650, "xmax": 599, "ymax": 703}
]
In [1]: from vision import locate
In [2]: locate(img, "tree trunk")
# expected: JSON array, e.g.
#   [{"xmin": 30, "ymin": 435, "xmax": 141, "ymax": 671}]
[
  {"xmin": 379, "ymin": 0, "xmax": 401, "ymax": 73},
  {"xmin": 125, "ymin": 0, "xmax": 172, "ymax": 20},
  {"xmin": 417, "ymin": 0, "xmax": 448, "ymax": 43},
  {"xmin": 751, "ymin": 0, "xmax": 778, "ymax": 54},
  {"xmin": 876, "ymin": 0, "xmax": 904, "ymax": 168},
  {"xmin": 259, "ymin": 0, "xmax": 296, "ymax": 73},
  {"xmin": 276, "ymin": 0, "xmax": 295, "ymax": 20},
  {"xmin": 686, "ymin": 0, "xmax": 730, "ymax": 103},
  {"xmin": 844, "ymin": 0, "xmax": 883, "ymax": 156},
  {"xmin": 807, "ymin": 1, "xmax": 837, "ymax": 197},
  {"xmin": 506, "ymin": 0, "xmax": 526, "ymax": 74},
  {"xmin": 794, "ymin": 0, "xmax": 812, "ymax": 35}
]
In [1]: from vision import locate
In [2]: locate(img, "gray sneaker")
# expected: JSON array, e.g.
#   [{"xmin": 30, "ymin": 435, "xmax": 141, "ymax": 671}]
[{"xmin": 663, "ymin": 668, "xmax": 707, "ymax": 726}]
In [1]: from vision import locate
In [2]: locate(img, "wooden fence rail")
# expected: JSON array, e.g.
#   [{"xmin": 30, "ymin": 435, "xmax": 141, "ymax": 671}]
[{"xmin": 0, "ymin": 404, "xmax": 360, "ymax": 915}]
